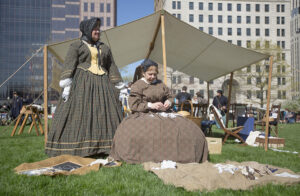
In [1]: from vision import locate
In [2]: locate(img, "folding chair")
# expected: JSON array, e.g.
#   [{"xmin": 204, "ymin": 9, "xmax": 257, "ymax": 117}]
[{"xmin": 210, "ymin": 106, "xmax": 245, "ymax": 144}]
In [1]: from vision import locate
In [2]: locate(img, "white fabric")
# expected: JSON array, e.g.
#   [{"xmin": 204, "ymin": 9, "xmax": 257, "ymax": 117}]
[
  {"xmin": 152, "ymin": 160, "xmax": 177, "ymax": 170},
  {"xmin": 245, "ymin": 131, "xmax": 261, "ymax": 146},
  {"xmin": 207, "ymin": 104, "xmax": 225, "ymax": 128},
  {"xmin": 62, "ymin": 86, "xmax": 71, "ymax": 102},
  {"xmin": 214, "ymin": 164, "xmax": 239, "ymax": 174},
  {"xmin": 48, "ymin": 10, "xmax": 269, "ymax": 83},
  {"xmin": 89, "ymin": 159, "xmax": 109, "ymax": 166},
  {"xmin": 158, "ymin": 112, "xmax": 179, "ymax": 118},
  {"xmin": 270, "ymin": 148, "xmax": 298, "ymax": 154},
  {"xmin": 275, "ymin": 172, "xmax": 300, "ymax": 179},
  {"xmin": 115, "ymin": 82, "xmax": 126, "ymax": 89},
  {"xmin": 59, "ymin": 78, "xmax": 72, "ymax": 88}
]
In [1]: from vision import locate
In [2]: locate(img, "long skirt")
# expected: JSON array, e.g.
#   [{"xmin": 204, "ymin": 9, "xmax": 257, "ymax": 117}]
[
  {"xmin": 45, "ymin": 69, "xmax": 123, "ymax": 157},
  {"xmin": 110, "ymin": 112, "xmax": 208, "ymax": 164}
]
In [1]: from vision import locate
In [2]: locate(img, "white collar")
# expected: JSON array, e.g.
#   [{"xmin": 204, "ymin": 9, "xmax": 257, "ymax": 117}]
[{"xmin": 141, "ymin": 77, "xmax": 157, "ymax": 85}]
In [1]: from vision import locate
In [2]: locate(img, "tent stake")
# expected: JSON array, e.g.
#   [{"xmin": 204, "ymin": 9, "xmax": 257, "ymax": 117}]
[
  {"xmin": 43, "ymin": 45, "xmax": 48, "ymax": 146},
  {"xmin": 226, "ymin": 72, "xmax": 234, "ymax": 127},
  {"xmin": 161, "ymin": 13, "xmax": 167, "ymax": 85},
  {"xmin": 264, "ymin": 56, "xmax": 273, "ymax": 151}
]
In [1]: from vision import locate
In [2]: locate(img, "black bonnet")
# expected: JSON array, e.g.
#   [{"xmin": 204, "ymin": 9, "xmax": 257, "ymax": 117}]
[{"xmin": 79, "ymin": 18, "xmax": 101, "ymax": 43}]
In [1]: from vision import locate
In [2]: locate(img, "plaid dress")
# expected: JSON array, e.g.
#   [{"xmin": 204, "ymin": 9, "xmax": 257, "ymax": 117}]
[
  {"xmin": 45, "ymin": 39, "xmax": 123, "ymax": 157},
  {"xmin": 110, "ymin": 79, "xmax": 208, "ymax": 163}
]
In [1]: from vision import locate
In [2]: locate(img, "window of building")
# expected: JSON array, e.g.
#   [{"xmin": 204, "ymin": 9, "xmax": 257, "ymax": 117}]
[
  {"xmin": 247, "ymin": 90, "xmax": 252, "ymax": 99},
  {"xmin": 247, "ymin": 40, "xmax": 251, "ymax": 48},
  {"xmin": 281, "ymin": 29, "xmax": 285, "ymax": 37},
  {"xmin": 218, "ymin": 15, "xmax": 222, "ymax": 23},
  {"xmin": 237, "ymin": 28, "xmax": 241, "ymax": 36},
  {"xmin": 209, "ymin": 80, "xmax": 214, "ymax": 84},
  {"xmin": 282, "ymin": 91, "xmax": 286, "ymax": 99},
  {"xmin": 107, "ymin": 3, "xmax": 111, "ymax": 13},
  {"xmin": 237, "ymin": 4, "xmax": 241, "ymax": 11},
  {"xmin": 178, "ymin": 90, "xmax": 181, "ymax": 93},
  {"xmin": 276, "ymin": 4, "xmax": 280, "ymax": 12},
  {"xmin": 265, "ymin": 29, "xmax": 270, "ymax": 36},
  {"xmin": 190, "ymin": 76, "xmax": 194, "ymax": 84},
  {"xmin": 228, "ymin": 15, "xmax": 232, "ymax": 23},
  {"xmin": 256, "ymin": 64, "xmax": 261, "ymax": 72},
  {"xmin": 172, "ymin": 89, "xmax": 177, "ymax": 94},
  {"xmin": 277, "ymin": 77, "xmax": 281, "ymax": 85},
  {"xmin": 199, "ymin": 27, "xmax": 204, "ymax": 31},
  {"xmin": 246, "ymin": 16, "xmax": 251, "ymax": 24},
  {"xmin": 107, "ymin": 17, "xmax": 111, "ymax": 26},
  {"xmin": 218, "ymin": 27, "xmax": 223, "ymax": 35},
  {"xmin": 209, "ymin": 15, "xmax": 213, "ymax": 23},
  {"xmin": 199, "ymin": 14, "xmax": 203, "ymax": 22},
  {"xmin": 278, "ymin": 91, "xmax": 282, "ymax": 99},
  {"xmin": 265, "ymin": 41, "xmax": 270, "ymax": 48},
  {"xmin": 227, "ymin": 3, "xmax": 232, "ymax": 11},
  {"xmin": 100, "ymin": 3, "xmax": 104, "ymax": 12},
  {"xmin": 84, "ymin": 16, "xmax": 88, "ymax": 20},
  {"xmin": 218, "ymin": 3, "xmax": 222, "ymax": 11},
  {"xmin": 84, "ymin": 2, "xmax": 88, "ymax": 12},
  {"xmin": 172, "ymin": 1, "xmax": 176, "ymax": 9},
  {"xmin": 281, "ymin": 17, "xmax": 285, "ymax": 24},
  {"xmin": 172, "ymin": 76, "xmax": 176, "ymax": 84},
  {"xmin": 246, "ymin": 4, "xmax": 251, "ymax": 12},
  {"xmin": 265, "ymin": 65, "xmax": 269, "ymax": 72},
  {"xmin": 91, "ymin": 3, "xmax": 94, "ymax": 12},
  {"xmin": 228, "ymin": 40, "xmax": 232, "ymax": 43},
  {"xmin": 256, "ymin": 77, "xmax": 261, "ymax": 84},
  {"xmin": 177, "ymin": 14, "xmax": 181, "ymax": 19},
  {"xmin": 189, "ymin": 2, "xmax": 194, "ymax": 10},
  {"xmin": 177, "ymin": 1, "xmax": 181, "ymax": 9},
  {"xmin": 277, "ymin": 41, "xmax": 280, "ymax": 48},
  {"xmin": 277, "ymin": 53, "xmax": 281, "ymax": 61},
  {"xmin": 282, "ymin": 41, "xmax": 285, "ymax": 49},
  {"xmin": 282, "ymin": 77, "xmax": 286, "ymax": 85},
  {"xmin": 208, "ymin": 2, "xmax": 213, "ymax": 10},
  {"xmin": 199, "ymin": 80, "xmax": 204, "ymax": 84},
  {"xmin": 246, "ymin": 28, "xmax": 251, "ymax": 36},
  {"xmin": 255, "ymin": 4, "xmax": 260, "ymax": 12},
  {"xmin": 256, "ymin": 28, "xmax": 260, "ymax": 36},
  {"xmin": 209, "ymin": 27, "xmax": 213, "ymax": 35},
  {"xmin": 265, "ymin": 4, "xmax": 269, "ymax": 12},
  {"xmin": 178, "ymin": 76, "xmax": 181, "ymax": 84},
  {"xmin": 256, "ymin": 90, "xmax": 263, "ymax": 99},
  {"xmin": 209, "ymin": 90, "xmax": 214, "ymax": 98},
  {"xmin": 100, "ymin": 17, "xmax": 104, "ymax": 26},
  {"xmin": 281, "ymin": 4, "xmax": 285, "ymax": 12},
  {"xmin": 277, "ymin": 17, "xmax": 280, "ymax": 24},
  {"xmin": 190, "ymin": 90, "xmax": 195, "ymax": 96},
  {"xmin": 199, "ymin": 90, "xmax": 204, "ymax": 97},
  {"xmin": 199, "ymin": 2, "xmax": 203, "ymax": 10},
  {"xmin": 256, "ymin": 16, "xmax": 260, "ymax": 24},
  {"xmin": 237, "ymin": 16, "xmax": 241, "ymax": 24},
  {"xmin": 247, "ymin": 65, "xmax": 251, "ymax": 72},
  {"xmin": 237, "ymin": 40, "xmax": 242, "ymax": 46},
  {"xmin": 265, "ymin": 16, "xmax": 269, "ymax": 24},
  {"xmin": 189, "ymin": 14, "xmax": 194, "ymax": 22},
  {"xmin": 247, "ymin": 77, "xmax": 252, "ymax": 84},
  {"xmin": 228, "ymin": 28, "xmax": 232, "ymax": 36},
  {"xmin": 282, "ymin": 53, "xmax": 286, "ymax": 61},
  {"xmin": 277, "ymin": 29, "xmax": 280, "ymax": 36}
]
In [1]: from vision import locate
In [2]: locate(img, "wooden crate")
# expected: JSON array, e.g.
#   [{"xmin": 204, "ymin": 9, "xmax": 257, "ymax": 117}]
[
  {"xmin": 255, "ymin": 137, "xmax": 285, "ymax": 148},
  {"xmin": 206, "ymin": 137, "xmax": 222, "ymax": 154}
]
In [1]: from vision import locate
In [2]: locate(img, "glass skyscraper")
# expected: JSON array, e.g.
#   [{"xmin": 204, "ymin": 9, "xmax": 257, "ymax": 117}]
[{"xmin": 0, "ymin": 0, "xmax": 52, "ymax": 101}]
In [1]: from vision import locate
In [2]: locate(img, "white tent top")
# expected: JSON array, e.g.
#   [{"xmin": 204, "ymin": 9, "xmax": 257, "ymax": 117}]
[{"xmin": 47, "ymin": 10, "xmax": 269, "ymax": 82}]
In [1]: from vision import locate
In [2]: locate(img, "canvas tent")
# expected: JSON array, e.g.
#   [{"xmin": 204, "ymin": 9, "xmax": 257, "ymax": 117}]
[{"xmin": 44, "ymin": 10, "xmax": 273, "ymax": 150}]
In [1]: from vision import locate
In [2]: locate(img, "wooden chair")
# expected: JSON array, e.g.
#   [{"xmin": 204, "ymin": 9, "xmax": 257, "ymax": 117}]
[
  {"xmin": 254, "ymin": 104, "xmax": 281, "ymax": 137},
  {"xmin": 210, "ymin": 106, "xmax": 245, "ymax": 144}
]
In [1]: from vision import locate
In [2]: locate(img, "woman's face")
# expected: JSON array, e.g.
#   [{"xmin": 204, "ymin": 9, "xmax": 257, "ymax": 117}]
[
  {"xmin": 91, "ymin": 22, "xmax": 100, "ymax": 42},
  {"xmin": 143, "ymin": 66, "xmax": 158, "ymax": 83}
]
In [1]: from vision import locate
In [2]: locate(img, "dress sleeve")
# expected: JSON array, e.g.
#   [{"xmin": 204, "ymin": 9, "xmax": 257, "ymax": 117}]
[
  {"xmin": 107, "ymin": 48, "xmax": 122, "ymax": 85},
  {"xmin": 129, "ymin": 83, "xmax": 149, "ymax": 112},
  {"xmin": 60, "ymin": 42, "xmax": 79, "ymax": 80}
]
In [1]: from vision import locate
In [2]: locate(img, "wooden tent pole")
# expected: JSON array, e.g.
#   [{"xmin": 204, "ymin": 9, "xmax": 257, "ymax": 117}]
[
  {"xmin": 226, "ymin": 72, "xmax": 234, "ymax": 127},
  {"xmin": 207, "ymin": 82, "xmax": 210, "ymax": 105},
  {"xmin": 43, "ymin": 45, "xmax": 48, "ymax": 146},
  {"xmin": 161, "ymin": 12, "xmax": 167, "ymax": 85},
  {"xmin": 264, "ymin": 56, "xmax": 273, "ymax": 151},
  {"xmin": 145, "ymin": 16, "xmax": 161, "ymax": 59}
]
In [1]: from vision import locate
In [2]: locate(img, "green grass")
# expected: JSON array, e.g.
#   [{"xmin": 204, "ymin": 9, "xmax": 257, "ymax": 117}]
[{"xmin": 0, "ymin": 123, "xmax": 299, "ymax": 195}]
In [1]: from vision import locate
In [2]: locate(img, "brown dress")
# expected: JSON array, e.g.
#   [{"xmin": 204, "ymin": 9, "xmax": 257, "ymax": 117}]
[{"xmin": 110, "ymin": 79, "xmax": 208, "ymax": 164}]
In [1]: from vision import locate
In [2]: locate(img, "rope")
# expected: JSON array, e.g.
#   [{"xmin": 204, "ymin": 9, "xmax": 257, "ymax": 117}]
[{"xmin": 0, "ymin": 46, "xmax": 43, "ymax": 89}]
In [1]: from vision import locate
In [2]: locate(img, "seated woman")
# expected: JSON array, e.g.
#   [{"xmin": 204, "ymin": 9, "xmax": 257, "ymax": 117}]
[{"xmin": 110, "ymin": 59, "xmax": 208, "ymax": 164}]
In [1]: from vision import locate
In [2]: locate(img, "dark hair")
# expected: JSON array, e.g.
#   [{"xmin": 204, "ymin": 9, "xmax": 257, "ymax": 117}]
[
  {"xmin": 196, "ymin": 91, "xmax": 203, "ymax": 98},
  {"xmin": 141, "ymin": 59, "xmax": 158, "ymax": 72},
  {"xmin": 132, "ymin": 65, "xmax": 143, "ymax": 83},
  {"xmin": 182, "ymin": 86, "xmax": 187, "ymax": 91},
  {"xmin": 217, "ymin": 90, "xmax": 223, "ymax": 95}
]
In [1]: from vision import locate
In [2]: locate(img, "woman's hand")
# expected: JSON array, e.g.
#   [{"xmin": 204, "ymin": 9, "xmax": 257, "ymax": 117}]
[
  {"xmin": 150, "ymin": 102, "xmax": 164, "ymax": 110},
  {"xmin": 163, "ymin": 100, "xmax": 171, "ymax": 109}
]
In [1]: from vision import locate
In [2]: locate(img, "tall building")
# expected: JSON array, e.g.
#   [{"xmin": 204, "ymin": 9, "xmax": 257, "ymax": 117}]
[
  {"xmin": 291, "ymin": 0, "xmax": 300, "ymax": 98},
  {"xmin": 0, "ymin": 1, "xmax": 52, "ymax": 101},
  {"xmin": 0, "ymin": 0, "xmax": 117, "ymax": 102},
  {"xmin": 52, "ymin": 0, "xmax": 117, "ymax": 42},
  {"xmin": 155, "ymin": 0, "xmax": 292, "ymax": 107}
]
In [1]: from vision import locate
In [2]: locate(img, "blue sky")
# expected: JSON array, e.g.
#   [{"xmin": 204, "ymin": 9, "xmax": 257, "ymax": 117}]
[{"xmin": 116, "ymin": 0, "xmax": 154, "ymax": 79}]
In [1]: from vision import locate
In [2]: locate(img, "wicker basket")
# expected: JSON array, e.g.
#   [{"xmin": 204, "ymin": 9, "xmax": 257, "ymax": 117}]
[{"xmin": 179, "ymin": 101, "xmax": 203, "ymax": 128}]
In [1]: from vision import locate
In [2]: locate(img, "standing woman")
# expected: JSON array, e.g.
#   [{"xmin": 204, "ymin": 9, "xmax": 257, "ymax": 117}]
[{"xmin": 46, "ymin": 18, "xmax": 123, "ymax": 157}]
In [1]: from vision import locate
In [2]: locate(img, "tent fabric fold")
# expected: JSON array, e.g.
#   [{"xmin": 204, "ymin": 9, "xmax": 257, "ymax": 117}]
[{"xmin": 47, "ymin": 10, "xmax": 269, "ymax": 82}]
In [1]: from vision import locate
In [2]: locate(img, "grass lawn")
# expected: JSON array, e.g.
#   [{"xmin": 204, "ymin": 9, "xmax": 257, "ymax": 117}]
[{"xmin": 0, "ymin": 122, "xmax": 299, "ymax": 195}]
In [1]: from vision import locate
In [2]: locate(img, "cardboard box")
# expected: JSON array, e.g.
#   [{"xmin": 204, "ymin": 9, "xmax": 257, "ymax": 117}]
[{"xmin": 206, "ymin": 137, "xmax": 222, "ymax": 154}]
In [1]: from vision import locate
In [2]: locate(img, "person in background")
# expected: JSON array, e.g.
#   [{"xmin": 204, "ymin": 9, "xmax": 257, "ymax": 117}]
[
  {"xmin": 196, "ymin": 91, "xmax": 207, "ymax": 105},
  {"xmin": 11, "ymin": 91, "xmax": 23, "ymax": 120},
  {"xmin": 176, "ymin": 86, "xmax": 192, "ymax": 107},
  {"xmin": 212, "ymin": 90, "xmax": 227, "ymax": 128}
]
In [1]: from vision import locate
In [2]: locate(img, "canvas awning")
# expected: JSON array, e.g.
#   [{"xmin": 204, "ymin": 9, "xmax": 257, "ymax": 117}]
[{"xmin": 47, "ymin": 10, "xmax": 269, "ymax": 82}]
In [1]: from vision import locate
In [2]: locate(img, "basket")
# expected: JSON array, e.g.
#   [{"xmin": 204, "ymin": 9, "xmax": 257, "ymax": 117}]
[{"xmin": 179, "ymin": 101, "xmax": 203, "ymax": 128}]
